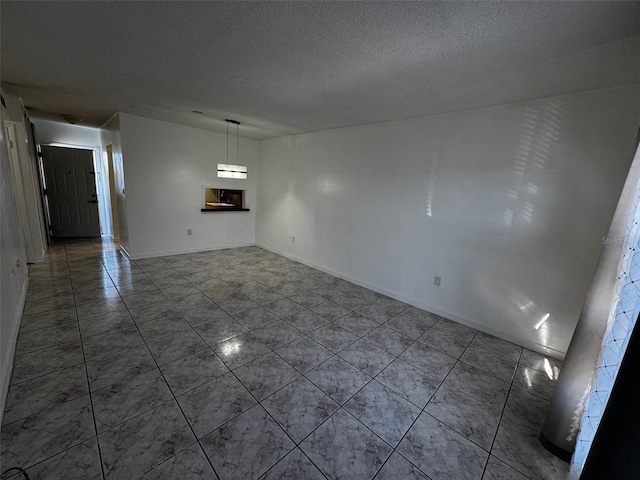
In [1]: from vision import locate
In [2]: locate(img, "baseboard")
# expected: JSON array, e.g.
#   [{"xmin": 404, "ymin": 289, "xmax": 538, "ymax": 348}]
[
  {"xmin": 128, "ymin": 242, "xmax": 257, "ymax": 261},
  {"xmin": 0, "ymin": 277, "xmax": 28, "ymax": 426},
  {"xmin": 255, "ymin": 242, "xmax": 566, "ymax": 361},
  {"xmin": 539, "ymin": 431, "xmax": 572, "ymax": 462}
]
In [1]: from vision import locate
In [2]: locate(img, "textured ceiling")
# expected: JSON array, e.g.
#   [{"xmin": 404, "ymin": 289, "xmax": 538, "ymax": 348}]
[{"xmin": 2, "ymin": 1, "xmax": 639, "ymax": 139}]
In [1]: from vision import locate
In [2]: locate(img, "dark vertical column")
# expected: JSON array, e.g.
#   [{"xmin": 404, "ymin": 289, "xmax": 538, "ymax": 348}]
[{"xmin": 580, "ymin": 314, "xmax": 640, "ymax": 479}]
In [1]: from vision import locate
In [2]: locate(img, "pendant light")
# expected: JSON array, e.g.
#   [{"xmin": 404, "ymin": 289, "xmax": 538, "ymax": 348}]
[{"xmin": 218, "ymin": 119, "xmax": 247, "ymax": 179}]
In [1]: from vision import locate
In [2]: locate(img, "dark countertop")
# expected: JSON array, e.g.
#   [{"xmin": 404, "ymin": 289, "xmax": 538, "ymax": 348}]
[{"xmin": 201, "ymin": 207, "xmax": 250, "ymax": 212}]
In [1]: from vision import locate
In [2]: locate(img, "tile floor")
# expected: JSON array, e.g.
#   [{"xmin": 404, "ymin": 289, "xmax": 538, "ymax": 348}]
[{"xmin": 1, "ymin": 239, "xmax": 569, "ymax": 480}]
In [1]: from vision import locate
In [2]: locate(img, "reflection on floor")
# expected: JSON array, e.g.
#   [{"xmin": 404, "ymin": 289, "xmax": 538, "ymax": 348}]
[{"xmin": 1, "ymin": 238, "xmax": 569, "ymax": 479}]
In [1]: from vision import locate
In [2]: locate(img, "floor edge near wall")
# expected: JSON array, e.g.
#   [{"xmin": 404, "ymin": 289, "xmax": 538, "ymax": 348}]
[
  {"xmin": 540, "ymin": 431, "xmax": 573, "ymax": 463},
  {"xmin": 125, "ymin": 242, "xmax": 257, "ymax": 261},
  {"xmin": 255, "ymin": 242, "xmax": 566, "ymax": 361},
  {"xmin": 0, "ymin": 277, "xmax": 28, "ymax": 427}
]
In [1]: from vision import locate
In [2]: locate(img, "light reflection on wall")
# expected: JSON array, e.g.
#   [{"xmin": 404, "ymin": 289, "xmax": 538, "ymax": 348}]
[
  {"xmin": 568, "ymin": 384, "xmax": 592, "ymax": 447},
  {"xmin": 502, "ymin": 208, "xmax": 514, "ymax": 230},
  {"xmin": 536, "ymin": 318, "xmax": 550, "ymax": 347},
  {"xmin": 499, "ymin": 101, "xmax": 564, "ymax": 243},
  {"xmin": 519, "ymin": 300, "xmax": 535, "ymax": 313},
  {"xmin": 317, "ymin": 175, "xmax": 340, "ymax": 196},
  {"xmin": 534, "ymin": 312, "xmax": 550, "ymax": 330},
  {"xmin": 425, "ymin": 156, "xmax": 439, "ymax": 218},
  {"xmin": 522, "ymin": 201, "xmax": 534, "ymax": 223}
]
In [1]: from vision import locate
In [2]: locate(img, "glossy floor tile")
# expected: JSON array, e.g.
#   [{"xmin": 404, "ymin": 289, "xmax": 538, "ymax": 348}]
[
  {"xmin": 98, "ymin": 401, "xmax": 195, "ymax": 479},
  {"xmin": 261, "ymin": 377, "xmax": 339, "ymax": 443},
  {"xmin": 200, "ymin": 405, "xmax": 294, "ymax": 480},
  {"xmin": 397, "ymin": 412, "xmax": 488, "ymax": 480},
  {"xmin": 344, "ymin": 380, "xmax": 421, "ymax": 446},
  {"xmin": 177, "ymin": 373, "xmax": 256, "ymax": 438},
  {"xmin": 300, "ymin": 409, "xmax": 392, "ymax": 480},
  {"xmin": 25, "ymin": 438, "xmax": 103, "ymax": 480},
  {"xmin": 1, "ymin": 240, "xmax": 568, "ymax": 480},
  {"xmin": 375, "ymin": 451, "xmax": 431, "ymax": 480},
  {"xmin": 259, "ymin": 447, "xmax": 324, "ymax": 480}
]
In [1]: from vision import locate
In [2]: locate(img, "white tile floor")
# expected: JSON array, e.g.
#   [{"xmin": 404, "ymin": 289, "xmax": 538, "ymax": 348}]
[{"xmin": 1, "ymin": 238, "xmax": 569, "ymax": 479}]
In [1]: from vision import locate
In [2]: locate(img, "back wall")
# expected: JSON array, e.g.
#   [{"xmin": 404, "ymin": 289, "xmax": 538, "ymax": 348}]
[
  {"xmin": 118, "ymin": 114, "xmax": 258, "ymax": 258},
  {"xmin": 256, "ymin": 85, "xmax": 640, "ymax": 357}
]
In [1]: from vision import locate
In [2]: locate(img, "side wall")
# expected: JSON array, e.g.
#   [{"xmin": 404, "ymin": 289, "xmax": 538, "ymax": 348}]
[
  {"xmin": 4, "ymin": 97, "xmax": 46, "ymax": 262},
  {"xmin": 256, "ymin": 86, "xmax": 640, "ymax": 356},
  {"xmin": 0, "ymin": 107, "xmax": 29, "ymax": 424},
  {"xmin": 118, "ymin": 114, "xmax": 258, "ymax": 258}
]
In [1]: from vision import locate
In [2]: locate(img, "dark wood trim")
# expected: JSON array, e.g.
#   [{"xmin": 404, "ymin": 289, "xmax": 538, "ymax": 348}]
[{"xmin": 200, "ymin": 208, "xmax": 250, "ymax": 212}]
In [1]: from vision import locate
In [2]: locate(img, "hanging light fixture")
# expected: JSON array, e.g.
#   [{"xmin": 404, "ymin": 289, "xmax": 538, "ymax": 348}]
[{"xmin": 218, "ymin": 119, "xmax": 247, "ymax": 179}]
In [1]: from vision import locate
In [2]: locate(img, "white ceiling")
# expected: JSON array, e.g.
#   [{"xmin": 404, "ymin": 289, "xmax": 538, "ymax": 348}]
[{"xmin": 2, "ymin": 1, "xmax": 639, "ymax": 139}]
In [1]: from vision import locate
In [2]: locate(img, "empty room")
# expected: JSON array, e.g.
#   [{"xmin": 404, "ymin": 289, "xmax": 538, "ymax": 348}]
[{"xmin": 1, "ymin": 1, "xmax": 640, "ymax": 479}]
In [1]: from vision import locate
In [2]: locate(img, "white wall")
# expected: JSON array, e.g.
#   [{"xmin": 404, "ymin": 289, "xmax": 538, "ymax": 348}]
[
  {"xmin": 117, "ymin": 113, "xmax": 258, "ymax": 258},
  {"xmin": 256, "ymin": 85, "xmax": 640, "ymax": 357},
  {"xmin": 33, "ymin": 118, "xmax": 101, "ymax": 147},
  {"xmin": 0, "ymin": 108, "xmax": 29, "ymax": 425}
]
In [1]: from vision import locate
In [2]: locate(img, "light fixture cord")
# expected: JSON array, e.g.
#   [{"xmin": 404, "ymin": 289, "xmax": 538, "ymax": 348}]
[
  {"xmin": 236, "ymin": 122, "xmax": 239, "ymax": 163},
  {"xmin": 226, "ymin": 120, "xmax": 229, "ymax": 164}
]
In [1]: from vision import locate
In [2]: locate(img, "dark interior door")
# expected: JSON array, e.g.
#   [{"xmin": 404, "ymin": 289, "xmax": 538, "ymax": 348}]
[{"xmin": 41, "ymin": 145, "xmax": 100, "ymax": 237}]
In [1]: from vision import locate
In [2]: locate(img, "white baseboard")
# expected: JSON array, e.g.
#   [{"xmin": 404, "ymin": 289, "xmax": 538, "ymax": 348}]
[
  {"xmin": 256, "ymin": 242, "xmax": 566, "ymax": 360},
  {"xmin": 0, "ymin": 277, "xmax": 28, "ymax": 426},
  {"xmin": 128, "ymin": 242, "xmax": 257, "ymax": 261},
  {"xmin": 30, "ymin": 255, "xmax": 46, "ymax": 264}
]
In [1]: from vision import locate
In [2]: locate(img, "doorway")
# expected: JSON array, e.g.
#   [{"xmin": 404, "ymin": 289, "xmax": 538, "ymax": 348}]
[{"xmin": 41, "ymin": 145, "xmax": 101, "ymax": 237}]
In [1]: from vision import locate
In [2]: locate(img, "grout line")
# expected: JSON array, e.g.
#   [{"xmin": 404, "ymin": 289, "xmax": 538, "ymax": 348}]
[
  {"xmin": 478, "ymin": 347, "xmax": 538, "ymax": 480},
  {"xmin": 69, "ymin": 240, "xmax": 108, "ymax": 480}
]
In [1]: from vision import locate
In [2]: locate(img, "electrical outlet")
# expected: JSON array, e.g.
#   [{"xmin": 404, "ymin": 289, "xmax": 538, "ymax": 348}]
[
  {"xmin": 187, "ymin": 229, "xmax": 192, "ymax": 236},
  {"xmin": 291, "ymin": 236, "xmax": 296, "ymax": 243},
  {"xmin": 434, "ymin": 276, "xmax": 441, "ymax": 286}
]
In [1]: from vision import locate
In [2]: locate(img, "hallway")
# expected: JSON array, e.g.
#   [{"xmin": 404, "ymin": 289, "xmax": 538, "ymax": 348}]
[{"xmin": 1, "ymin": 239, "xmax": 568, "ymax": 479}]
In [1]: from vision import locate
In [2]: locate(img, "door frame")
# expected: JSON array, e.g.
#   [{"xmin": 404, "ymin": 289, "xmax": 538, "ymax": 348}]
[
  {"xmin": 39, "ymin": 143, "xmax": 104, "ymax": 238},
  {"xmin": 3, "ymin": 117, "xmax": 48, "ymax": 263},
  {"xmin": 106, "ymin": 144, "xmax": 120, "ymax": 241}
]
